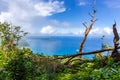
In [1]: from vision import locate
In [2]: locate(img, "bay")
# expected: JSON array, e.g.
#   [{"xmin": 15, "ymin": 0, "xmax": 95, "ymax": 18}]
[{"xmin": 25, "ymin": 36, "xmax": 113, "ymax": 58}]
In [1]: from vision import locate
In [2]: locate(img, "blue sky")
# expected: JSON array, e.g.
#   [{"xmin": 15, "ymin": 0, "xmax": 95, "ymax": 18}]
[{"xmin": 0, "ymin": 0, "xmax": 120, "ymax": 36}]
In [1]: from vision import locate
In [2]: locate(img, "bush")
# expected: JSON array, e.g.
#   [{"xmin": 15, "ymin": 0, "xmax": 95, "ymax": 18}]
[{"xmin": 1, "ymin": 49, "xmax": 38, "ymax": 80}]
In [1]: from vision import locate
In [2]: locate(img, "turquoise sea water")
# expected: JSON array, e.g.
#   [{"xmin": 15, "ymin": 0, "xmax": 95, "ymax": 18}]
[{"xmin": 26, "ymin": 36, "xmax": 113, "ymax": 58}]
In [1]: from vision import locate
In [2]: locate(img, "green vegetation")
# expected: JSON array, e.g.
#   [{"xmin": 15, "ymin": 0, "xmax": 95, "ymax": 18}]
[{"xmin": 0, "ymin": 22, "xmax": 120, "ymax": 80}]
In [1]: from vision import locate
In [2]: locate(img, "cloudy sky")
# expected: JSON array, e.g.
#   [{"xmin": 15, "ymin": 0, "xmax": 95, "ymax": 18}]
[{"xmin": 0, "ymin": 0, "xmax": 120, "ymax": 36}]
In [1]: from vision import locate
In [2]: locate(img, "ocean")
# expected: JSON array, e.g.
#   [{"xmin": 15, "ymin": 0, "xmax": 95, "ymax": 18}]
[{"xmin": 25, "ymin": 36, "xmax": 113, "ymax": 58}]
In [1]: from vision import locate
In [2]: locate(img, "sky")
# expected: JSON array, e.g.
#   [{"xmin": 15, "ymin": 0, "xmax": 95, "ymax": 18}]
[{"xmin": 0, "ymin": 0, "xmax": 120, "ymax": 37}]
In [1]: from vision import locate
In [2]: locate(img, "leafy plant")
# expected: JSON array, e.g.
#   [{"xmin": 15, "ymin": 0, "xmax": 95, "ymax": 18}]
[{"xmin": 0, "ymin": 22, "xmax": 28, "ymax": 51}]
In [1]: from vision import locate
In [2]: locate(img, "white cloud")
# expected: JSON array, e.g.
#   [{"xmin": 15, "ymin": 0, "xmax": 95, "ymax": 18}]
[
  {"xmin": 65, "ymin": 27, "xmax": 113, "ymax": 36},
  {"xmin": 0, "ymin": 0, "xmax": 66, "ymax": 34},
  {"xmin": 38, "ymin": 26, "xmax": 114, "ymax": 36},
  {"xmin": 0, "ymin": 12, "xmax": 12, "ymax": 23},
  {"xmin": 55, "ymin": 28, "xmax": 85, "ymax": 36},
  {"xmin": 47, "ymin": 20, "xmax": 70, "ymax": 27},
  {"xmin": 72, "ymin": 30, "xmax": 84, "ymax": 36},
  {"xmin": 62, "ymin": 22, "xmax": 70, "ymax": 27},
  {"xmin": 104, "ymin": 0, "xmax": 120, "ymax": 8},
  {"xmin": 79, "ymin": 2, "xmax": 87, "ymax": 6},
  {"xmin": 78, "ymin": 0, "xmax": 90, "ymax": 6},
  {"xmin": 40, "ymin": 25, "xmax": 57, "ymax": 34},
  {"xmin": 34, "ymin": 0, "xmax": 66, "ymax": 17},
  {"xmin": 90, "ymin": 28, "xmax": 101, "ymax": 35},
  {"xmin": 103, "ymin": 27, "xmax": 112, "ymax": 35},
  {"xmin": 52, "ymin": 27, "xmax": 111, "ymax": 36},
  {"xmin": 89, "ymin": 27, "xmax": 112, "ymax": 36}
]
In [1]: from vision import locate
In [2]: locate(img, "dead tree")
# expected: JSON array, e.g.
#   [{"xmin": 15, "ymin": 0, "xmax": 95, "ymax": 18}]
[
  {"xmin": 63, "ymin": 1, "xmax": 98, "ymax": 65},
  {"xmin": 57, "ymin": 23, "xmax": 120, "ymax": 65},
  {"xmin": 111, "ymin": 22, "xmax": 120, "ymax": 61},
  {"xmin": 79, "ymin": 7, "xmax": 97, "ymax": 58}
]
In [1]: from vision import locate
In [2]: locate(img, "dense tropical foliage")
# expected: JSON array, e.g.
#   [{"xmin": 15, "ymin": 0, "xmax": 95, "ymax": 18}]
[{"xmin": 0, "ymin": 22, "xmax": 120, "ymax": 80}]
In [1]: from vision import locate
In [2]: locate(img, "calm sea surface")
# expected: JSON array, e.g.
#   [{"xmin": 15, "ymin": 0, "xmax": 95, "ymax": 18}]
[{"xmin": 25, "ymin": 36, "xmax": 113, "ymax": 58}]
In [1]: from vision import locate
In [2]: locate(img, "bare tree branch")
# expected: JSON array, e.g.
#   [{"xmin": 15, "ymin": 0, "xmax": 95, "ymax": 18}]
[
  {"xmin": 64, "ymin": 1, "xmax": 98, "ymax": 64},
  {"xmin": 79, "ymin": 10, "xmax": 97, "ymax": 57},
  {"xmin": 113, "ymin": 22, "xmax": 119, "ymax": 47},
  {"xmin": 83, "ymin": 22, "xmax": 88, "ymax": 29},
  {"xmin": 56, "ymin": 46, "xmax": 120, "ymax": 60},
  {"xmin": 111, "ymin": 22, "xmax": 120, "ymax": 61}
]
